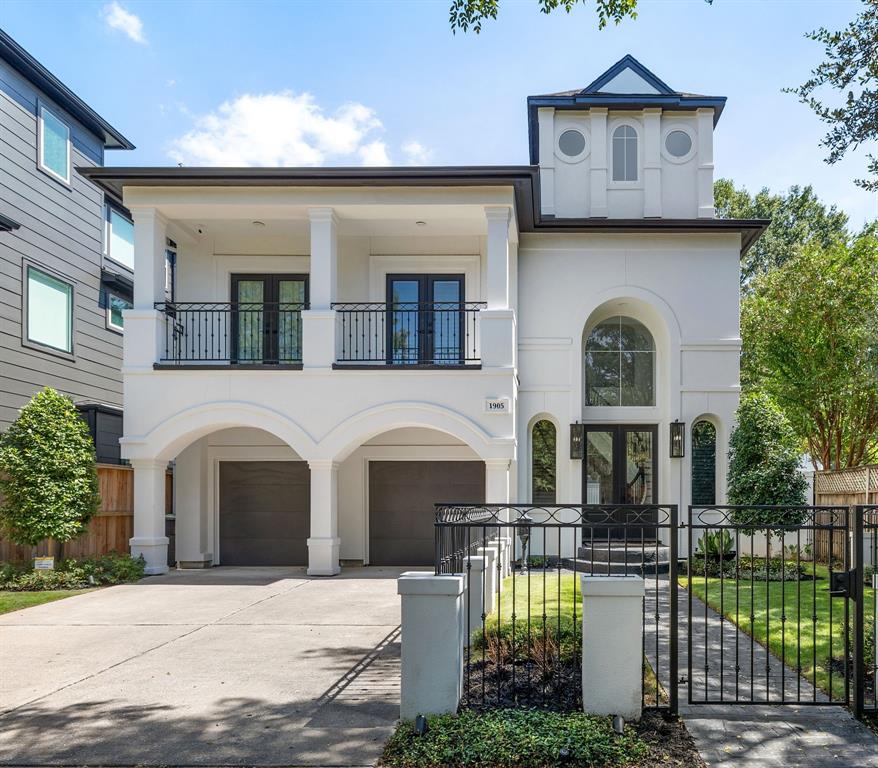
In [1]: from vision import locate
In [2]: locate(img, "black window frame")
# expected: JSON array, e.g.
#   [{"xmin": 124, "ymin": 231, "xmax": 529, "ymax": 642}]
[
  {"xmin": 229, "ymin": 273, "xmax": 309, "ymax": 365},
  {"xmin": 385, "ymin": 273, "xmax": 465, "ymax": 366}
]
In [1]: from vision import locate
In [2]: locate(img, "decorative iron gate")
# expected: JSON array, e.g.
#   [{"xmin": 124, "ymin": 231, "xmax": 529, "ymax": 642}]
[
  {"xmin": 435, "ymin": 503, "xmax": 678, "ymax": 713},
  {"xmin": 854, "ymin": 505, "xmax": 877, "ymax": 717},
  {"xmin": 685, "ymin": 505, "xmax": 861, "ymax": 707}
]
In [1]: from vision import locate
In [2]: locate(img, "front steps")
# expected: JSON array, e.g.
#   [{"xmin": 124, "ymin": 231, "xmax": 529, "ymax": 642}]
[{"xmin": 560, "ymin": 542, "xmax": 671, "ymax": 575}]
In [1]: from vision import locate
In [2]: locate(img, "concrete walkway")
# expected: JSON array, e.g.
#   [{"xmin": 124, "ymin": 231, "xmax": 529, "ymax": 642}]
[
  {"xmin": 644, "ymin": 578, "xmax": 878, "ymax": 767},
  {"xmin": 0, "ymin": 566, "xmax": 408, "ymax": 766}
]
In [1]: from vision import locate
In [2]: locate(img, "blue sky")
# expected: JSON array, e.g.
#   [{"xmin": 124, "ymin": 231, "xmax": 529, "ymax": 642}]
[{"xmin": 4, "ymin": 0, "xmax": 876, "ymax": 225}]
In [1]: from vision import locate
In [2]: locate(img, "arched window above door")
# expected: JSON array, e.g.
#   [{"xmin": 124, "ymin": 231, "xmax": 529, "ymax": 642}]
[
  {"xmin": 585, "ymin": 316, "xmax": 655, "ymax": 406},
  {"xmin": 531, "ymin": 420, "xmax": 557, "ymax": 504},
  {"xmin": 691, "ymin": 420, "xmax": 717, "ymax": 506}
]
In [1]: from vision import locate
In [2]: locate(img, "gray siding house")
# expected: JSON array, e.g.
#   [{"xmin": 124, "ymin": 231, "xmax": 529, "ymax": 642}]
[{"xmin": 0, "ymin": 29, "xmax": 135, "ymax": 462}]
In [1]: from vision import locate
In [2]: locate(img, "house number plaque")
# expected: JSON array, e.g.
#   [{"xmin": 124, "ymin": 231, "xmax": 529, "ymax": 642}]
[{"xmin": 484, "ymin": 398, "xmax": 510, "ymax": 413}]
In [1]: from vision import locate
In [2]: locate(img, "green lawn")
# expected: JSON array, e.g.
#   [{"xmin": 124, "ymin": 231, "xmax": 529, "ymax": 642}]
[
  {"xmin": 0, "ymin": 588, "xmax": 95, "ymax": 615},
  {"xmin": 682, "ymin": 563, "xmax": 875, "ymax": 700}
]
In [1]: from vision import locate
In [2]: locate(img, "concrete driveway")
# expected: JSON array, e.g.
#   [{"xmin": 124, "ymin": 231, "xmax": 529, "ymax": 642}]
[{"xmin": 0, "ymin": 567, "xmax": 409, "ymax": 766}]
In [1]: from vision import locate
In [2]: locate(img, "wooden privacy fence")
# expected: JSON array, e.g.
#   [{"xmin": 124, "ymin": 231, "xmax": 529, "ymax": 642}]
[
  {"xmin": 0, "ymin": 464, "xmax": 173, "ymax": 563},
  {"xmin": 812, "ymin": 465, "xmax": 878, "ymax": 564}
]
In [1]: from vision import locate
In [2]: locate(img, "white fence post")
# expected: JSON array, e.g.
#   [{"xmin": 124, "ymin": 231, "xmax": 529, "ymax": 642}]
[
  {"xmin": 581, "ymin": 575, "xmax": 645, "ymax": 721},
  {"xmin": 398, "ymin": 572, "xmax": 464, "ymax": 720},
  {"xmin": 477, "ymin": 544, "xmax": 498, "ymax": 609},
  {"xmin": 464, "ymin": 556, "xmax": 487, "ymax": 636}
]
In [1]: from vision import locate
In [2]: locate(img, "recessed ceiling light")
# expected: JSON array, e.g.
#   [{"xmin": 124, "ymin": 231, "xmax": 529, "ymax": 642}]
[
  {"xmin": 415, "ymin": 220, "xmax": 427, "ymax": 227},
  {"xmin": 252, "ymin": 220, "xmax": 266, "ymax": 227}
]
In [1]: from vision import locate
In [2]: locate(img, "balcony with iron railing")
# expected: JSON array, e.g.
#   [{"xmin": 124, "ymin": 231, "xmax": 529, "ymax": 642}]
[{"xmin": 153, "ymin": 300, "xmax": 486, "ymax": 368}]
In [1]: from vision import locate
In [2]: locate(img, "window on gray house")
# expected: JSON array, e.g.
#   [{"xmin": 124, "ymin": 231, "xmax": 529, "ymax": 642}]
[
  {"xmin": 26, "ymin": 265, "xmax": 73, "ymax": 353},
  {"xmin": 38, "ymin": 105, "xmax": 70, "ymax": 184},
  {"xmin": 105, "ymin": 204, "xmax": 135, "ymax": 270}
]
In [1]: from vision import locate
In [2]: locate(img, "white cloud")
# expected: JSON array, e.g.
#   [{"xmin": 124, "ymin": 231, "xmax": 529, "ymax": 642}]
[
  {"xmin": 401, "ymin": 140, "xmax": 432, "ymax": 165},
  {"xmin": 101, "ymin": 2, "xmax": 146, "ymax": 44},
  {"xmin": 168, "ymin": 91, "xmax": 387, "ymax": 167},
  {"xmin": 359, "ymin": 140, "xmax": 391, "ymax": 166}
]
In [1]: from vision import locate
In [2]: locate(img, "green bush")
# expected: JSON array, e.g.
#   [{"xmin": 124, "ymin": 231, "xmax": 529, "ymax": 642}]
[
  {"xmin": 0, "ymin": 388, "xmax": 100, "ymax": 549},
  {"xmin": 727, "ymin": 392, "xmax": 808, "ymax": 535},
  {"xmin": 0, "ymin": 553, "xmax": 145, "ymax": 591},
  {"xmin": 380, "ymin": 709, "xmax": 646, "ymax": 768},
  {"xmin": 688, "ymin": 555, "xmax": 807, "ymax": 582}
]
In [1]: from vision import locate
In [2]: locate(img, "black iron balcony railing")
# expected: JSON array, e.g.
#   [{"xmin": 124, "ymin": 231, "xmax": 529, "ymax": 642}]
[
  {"xmin": 332, "ymin": 301, "xmax": 485, "ymax": 366},
  {"xmin": 155, "ymin": 302, "xmax": 307, "ymax": 365}
]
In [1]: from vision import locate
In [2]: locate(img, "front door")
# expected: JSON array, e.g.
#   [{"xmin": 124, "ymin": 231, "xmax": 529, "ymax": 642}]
[
  {"xmin": 583, "ymin": 425, "xmax": 658, "ymax": 537},
  {"xmin": 231, "ymin": 274, "xmax": 308, "ymax": 364},
  {"xmin": 386, "ymin": 274, "xmax": 464, "ymax": 365}
]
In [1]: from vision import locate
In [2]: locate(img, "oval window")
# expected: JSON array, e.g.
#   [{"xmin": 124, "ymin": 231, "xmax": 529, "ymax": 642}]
[
  {"xmin": 665, "ymin": 130, "xmax": 692, "ymax": 158},
  {"xmin": 558, "ymin": 129, "xmax": 586, "ymax": 157}
]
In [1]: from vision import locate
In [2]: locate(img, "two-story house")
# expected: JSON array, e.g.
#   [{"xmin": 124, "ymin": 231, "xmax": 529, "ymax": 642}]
[
  {"xmin": 81, "ymin": 56, "xmax": 766, "ymax": 575},
  {"xmin": 0, "ymin": 29, "xmax": 135, "ymax": 462}
]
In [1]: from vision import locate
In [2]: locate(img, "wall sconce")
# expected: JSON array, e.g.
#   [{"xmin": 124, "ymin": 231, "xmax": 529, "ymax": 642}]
[
  {"xmin": 570, "ymin": 422, "xmax": 585, "ymax": 460},
  {"xmin": 670, "ymin": 420, "xmax": 685, "ymax": 458}
]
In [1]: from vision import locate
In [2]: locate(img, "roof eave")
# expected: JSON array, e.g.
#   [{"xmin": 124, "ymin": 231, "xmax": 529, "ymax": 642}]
[{"xmin": 0, "ymin": 28, "xmax": 135, "ymax": 150}]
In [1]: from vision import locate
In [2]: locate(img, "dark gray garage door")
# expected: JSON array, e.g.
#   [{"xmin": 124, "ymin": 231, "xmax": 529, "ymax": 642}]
[
  {"xmin": 369, "ymin": 461, "xmax": 485, "ymax": 566},
  {"xmin": 219, "ymin": 461, "xmax": 309, "ymax": 565}
]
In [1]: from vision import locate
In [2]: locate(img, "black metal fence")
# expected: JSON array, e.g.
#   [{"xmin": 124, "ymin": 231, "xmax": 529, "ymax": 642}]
[
  {"xmin": 855, "ymin": 505, "xmax": 878, "ymax": 717},
  {"xmin": 155, "ymin": 302, "xmax": 306, "ymax": 364},
  {"xmin": 686, "ymin": 505, "xmax": 853, "ymax": 706},
  {"xmin": 333, "ymin": 302, "xmax": 484, "ymax": 366},
  {"xmin": 435, "ymin": 503, "xmax": 677, "ymax": 713}
]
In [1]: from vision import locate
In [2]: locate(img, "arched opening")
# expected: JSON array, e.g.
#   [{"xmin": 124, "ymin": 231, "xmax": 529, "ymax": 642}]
[
  {"xmin": 584, "ymin": 315, "xmax": 655, "ymax": 406},
  {"xmin": 691, "ymin": 420, "xmax": 717, "ymax": 506},
  {"xmin": 531, "ymin": 420, "xmax": 557, "ymax": 504}
]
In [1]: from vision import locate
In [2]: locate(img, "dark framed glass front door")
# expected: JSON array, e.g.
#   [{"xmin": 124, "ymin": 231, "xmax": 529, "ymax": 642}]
[
  {"xmin": 386, "ymin": 274, "xmax": 464, "ymax": 365},
  {"xmin": 583, "ymin": 424, "xmax": 658, "ymax": 537},
  {"xmin": 231, "ymin": 274, "xmax": 308, "ymax": 364}
]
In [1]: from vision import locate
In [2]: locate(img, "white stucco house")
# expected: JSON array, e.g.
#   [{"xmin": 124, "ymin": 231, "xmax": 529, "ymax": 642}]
[{"xmin": 81, "ymin": 56, "xmax": 766, "ymax": 575}]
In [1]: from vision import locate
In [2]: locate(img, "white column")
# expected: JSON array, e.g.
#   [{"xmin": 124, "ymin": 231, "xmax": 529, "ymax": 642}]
[
  {"xmin": 307, "ymin": 460, "xmax": 341, "ymax": 575},
  {"xmin": 463, "ymin": 556, "xmax": 488, "ymax": 636},
  {"xmin": 398, "ymin": 572, "xmax": 465, "ymax": 719},
  {"xmin": 642, "ymin": 108, "xmax": 662, "ymax": 218},
  {"xmin": 476, "ymin": 544, "xmax": 497, "ymax": 614},
  {"xmin": 302, "ymin": 207, "xmax": 338, "ymax": 368},
  {"xmin": 126, "ymin": 208, "xmax": 168, "ymax": 368},
  {"xmin": 589, "ymin": 108, "xmax": 609, "ymax": 218},
  {"xmin": 485, "ymin": 206, "xmax": 511, "ymax": 310},
  {"xmin": 485, "ymin": 458, "xmax": 510, "ymax": 505},
  {"xmin": 173, "ymin": 438, "xmax": 211, "ymax": 568},
  {"xmin": 581, "ymin": 575, "xmax": 644, "ymax": 720},
  {"xmin": 696, "ymin": 108, "xmax": 715, "ymax": 218},
  {"xmin": 130, "ymin": 458, "xmax": 169, "ymax": 575},
  {"xmin": 537, "ymin": 107, "xmax": 556, "ymax": 216}
]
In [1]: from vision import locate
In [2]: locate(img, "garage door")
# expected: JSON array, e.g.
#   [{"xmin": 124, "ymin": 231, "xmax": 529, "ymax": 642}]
[
  {"xmin": 369, "ymin": 461, "xmax": 485, "ymax": 566},
  {"xmin": 219, "ymin": 461, "xmax": 309, "ymax": 565}
]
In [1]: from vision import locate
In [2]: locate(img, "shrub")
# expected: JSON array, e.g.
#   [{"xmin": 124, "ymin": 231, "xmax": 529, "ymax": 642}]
[
  {"xmin": 471, "ymin": 615, "xmax": 580, "ymax": 665},
  {"xmin": 380, "ymin": 709, "xmax": 646, "ymax": 768},
  {"xmin": 0, "ymin": 553, "xmax": 145, "ymax": 591},
  {"xmin": 727, "ymin": 392, "xmax": 808, "ymax": 536},
  {"xmin": 0, "ymin": 388, "xmax": 100, "ymax": 551}
]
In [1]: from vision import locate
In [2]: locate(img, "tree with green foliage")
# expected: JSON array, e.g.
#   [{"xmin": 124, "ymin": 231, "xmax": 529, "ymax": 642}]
[
  {"xmin": 449, "ymin": 0, "xmax": 642, "ymax": 33},
  {"xmin": 714, "ymin": 179, "xmax": 849, "ymax": 286},
  {"xmin": 787, "ymin": 0, "xmax": 878, "ymax": 191},
  {"xmin": 727, "ymin": 392, "xmax": 808, "ymax": 536},
  {"xmin": 742, "ymin": 225, "xmax": 878, "ymax": 470},
  {"xmin": 0, "ymin": 389, "xmax": 100, "ymax": 555}
]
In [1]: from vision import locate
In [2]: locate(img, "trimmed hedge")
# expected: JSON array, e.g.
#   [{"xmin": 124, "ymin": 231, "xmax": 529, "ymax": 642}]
[{"xmin": 0, "ymin": 553, "xmax": 145, "ymax": 591}]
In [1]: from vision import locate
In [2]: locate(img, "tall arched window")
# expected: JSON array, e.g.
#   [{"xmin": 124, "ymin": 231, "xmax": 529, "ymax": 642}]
[
  {"xmin": 585, "ymin": 316, "xmax": 655, "ymax": 406},
  {"xmin": 691, "ymin": 420, "xmax": 717, "ymax": 506},
  {"xmin": 531, "ymin": 420, "xmax": 557, "ymax": 504},
  {"xmin": 612, "ymin": 125, "xmax": 638, "ymax": 181}
]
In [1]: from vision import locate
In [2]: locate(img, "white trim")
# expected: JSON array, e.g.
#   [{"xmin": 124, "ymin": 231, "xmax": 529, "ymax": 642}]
[
  {"xmin": 661, "ymin": 123, "xmax": 697, "ymax": 164},
  {"xmin": 37, "ymin": 102, "xmax": 71, "ymax": 186},
  {"xmin": 368, "ymin": 253, "xmax": 481, "ymax": 302}
]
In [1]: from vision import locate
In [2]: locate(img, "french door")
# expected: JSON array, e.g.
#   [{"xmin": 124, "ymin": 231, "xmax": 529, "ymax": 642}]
[
  {"xmin": 231, "ymin": 274, "xmax": 308, "ymax": 364},
  {"xmin": 386, "ymin": 274, "xmax": 464, "ymax": 365},
  {"xmin": 583, "ymin": 424, "xmax": 658, "ymax": 537}
]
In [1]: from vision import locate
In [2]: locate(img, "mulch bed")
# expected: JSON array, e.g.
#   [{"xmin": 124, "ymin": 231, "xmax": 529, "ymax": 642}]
[
  {"xmin": 630, "ymin": 710, "xmax": 707, "ymax": 768},
  {"xmin": 462, "ymin": 658, "xmax": 581, "ymax": 711}
]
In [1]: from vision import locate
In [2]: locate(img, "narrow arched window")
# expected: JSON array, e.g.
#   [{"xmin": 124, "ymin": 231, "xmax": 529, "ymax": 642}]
[
  {"xmin": 531, "ymin": 420, "xmax": 556, "ymax": 504},
  {"xmin": 612, "ymin": 125, "xmax": 638, "ymax": 181},
  {"xmin": 585, "ymin": 316, "xmax": 655, "ymax": 406},
  {"xmin": 691, "ymin": 420, "xmax": 717, "ymax": 506}
]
